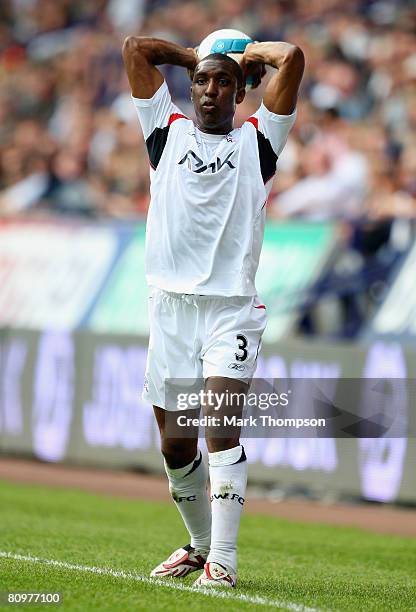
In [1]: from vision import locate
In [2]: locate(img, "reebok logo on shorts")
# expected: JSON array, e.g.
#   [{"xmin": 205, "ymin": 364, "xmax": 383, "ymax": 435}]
[{"xmin": 228, "ymin": 363, "xmax": 246, "ymax": 371}]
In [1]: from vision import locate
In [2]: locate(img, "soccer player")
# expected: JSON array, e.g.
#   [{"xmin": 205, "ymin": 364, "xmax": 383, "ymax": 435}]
[{"xmin": 122, "ymin": 36, "xmax": 304, "ymax": 588}]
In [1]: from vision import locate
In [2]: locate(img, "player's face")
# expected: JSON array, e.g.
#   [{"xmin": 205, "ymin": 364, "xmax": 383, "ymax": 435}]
[{"xmin": 191, "ymin": 60, "xmax": 245, "ymax": 134}]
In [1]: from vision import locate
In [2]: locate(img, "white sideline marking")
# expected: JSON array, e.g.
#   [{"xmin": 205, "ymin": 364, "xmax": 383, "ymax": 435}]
[{"xmin": 0, "ymin": 551, "xmax": 322, "ymax": 612}]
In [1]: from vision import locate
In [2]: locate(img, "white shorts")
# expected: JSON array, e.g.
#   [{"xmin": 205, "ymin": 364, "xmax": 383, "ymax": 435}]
[{"xmin": 143, "ymin": 288, "xmax": 267, "ymax": 411}]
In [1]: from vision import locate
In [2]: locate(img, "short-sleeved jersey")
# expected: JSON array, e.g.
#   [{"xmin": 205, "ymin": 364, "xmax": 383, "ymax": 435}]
[{"xmin": 133, "ymin": 81, "xmax": 296, "ymax": 296}]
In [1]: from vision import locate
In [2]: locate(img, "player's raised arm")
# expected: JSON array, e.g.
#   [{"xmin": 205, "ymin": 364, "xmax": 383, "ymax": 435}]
[
  {"xmin": 241, "ymin": 42, "xmax": 305, "ymax": 115},
  {"xmin": 122, "ymin": 37, "xmax": 198, "ymax": 99}
]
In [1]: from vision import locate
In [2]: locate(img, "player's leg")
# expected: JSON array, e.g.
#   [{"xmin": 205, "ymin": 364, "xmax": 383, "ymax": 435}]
[
  {"xmin": 158, "ymin": 405, "xmax": 211, "ymax": 538},
  {"xmin": 150, "ymin": 406, "xmax": 212, "ymax": 578},
  {"xmin": 194, "ymin": 294, "xmax": 267, "ymax": 587},
  {"xmin": 194, "ymin": 376, "xmax": 247, "ymax": 588},
  {"xmin": 145, "ymin": 290, "xmax": 212, "ymax": 578}
]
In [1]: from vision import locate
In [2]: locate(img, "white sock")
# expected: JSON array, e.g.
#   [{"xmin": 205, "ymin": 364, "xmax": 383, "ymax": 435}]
[
  {"xmin": 164, "ymin": 450, "xmax": 211, "ymax": 552},
  {"xmin": 207, "ymin": 445, "xmax": 248, "ymax": 574}
]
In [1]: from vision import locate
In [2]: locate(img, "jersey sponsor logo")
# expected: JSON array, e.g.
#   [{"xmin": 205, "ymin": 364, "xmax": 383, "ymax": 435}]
[
  {"xmin": 178, "ymin": 150, "xmax": 236, "ymax": 174},
  {"xmin": 210, "ymin": 492, "xmax": 245, "ymax": 505}
]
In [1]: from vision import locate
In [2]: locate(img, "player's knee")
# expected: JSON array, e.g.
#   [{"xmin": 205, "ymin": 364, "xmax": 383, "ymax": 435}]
[{"xmin": 161, "ymin": 437, "xmax": 196, "ymax": 468}]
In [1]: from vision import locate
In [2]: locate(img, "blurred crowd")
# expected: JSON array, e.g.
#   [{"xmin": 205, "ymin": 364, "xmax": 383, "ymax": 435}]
[{"xmin": 0, "ymin": 0, "xmax": 415, "ymax": 222}]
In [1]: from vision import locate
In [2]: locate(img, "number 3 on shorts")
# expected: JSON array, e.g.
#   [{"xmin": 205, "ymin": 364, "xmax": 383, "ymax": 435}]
[{"xmin": 235, "ymin": 334, "xmax": 248, "ymax": 362}]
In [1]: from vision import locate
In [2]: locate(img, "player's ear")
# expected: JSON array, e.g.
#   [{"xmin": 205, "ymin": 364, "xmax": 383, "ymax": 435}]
[
  {"xmin": 190, "ymin": 84, "xmax": 193, "ymax": 101},
  {"xmin": 236, "ymin": 87, "xmax": 246, "ymax": 104}
]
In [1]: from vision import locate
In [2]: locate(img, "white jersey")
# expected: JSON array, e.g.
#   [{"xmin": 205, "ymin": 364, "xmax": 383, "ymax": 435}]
[{"xmin": 133, "ymin": 81, "xmax": 296, "ymax": 296}]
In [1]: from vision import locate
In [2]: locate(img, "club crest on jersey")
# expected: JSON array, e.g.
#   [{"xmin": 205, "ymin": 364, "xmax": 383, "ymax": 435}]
[{"xmin": 178, "ymin": 150, "xmax": 236, "ymax": 174}]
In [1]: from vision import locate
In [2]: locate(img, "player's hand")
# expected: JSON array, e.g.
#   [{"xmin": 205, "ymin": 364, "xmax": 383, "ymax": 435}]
[
  {"xmin": 240, "ymin": 43, "xmax": 266, "ymax": 90},
  {"xmin": 186, "ymin": 47, "xmax": 199, "ymax": 81}
]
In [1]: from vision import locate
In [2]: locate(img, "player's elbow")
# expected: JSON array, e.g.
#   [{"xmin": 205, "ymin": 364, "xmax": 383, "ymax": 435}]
[
  {"xmin": 122, "ymin": 36, "xmax": 149, "ymax": 60},
  {"xmin": 122, "ymin": 36, "xmax": 138, "ymax": 56},
  {"xmin": 283, "ymin": 45, "xmax": 305, "ymax": 71}
]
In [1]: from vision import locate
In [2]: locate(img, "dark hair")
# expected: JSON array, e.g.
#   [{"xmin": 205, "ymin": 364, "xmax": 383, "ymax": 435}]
[{"xmin": 196, "ymin": 53, "xmax": 245, "ymax": 89}]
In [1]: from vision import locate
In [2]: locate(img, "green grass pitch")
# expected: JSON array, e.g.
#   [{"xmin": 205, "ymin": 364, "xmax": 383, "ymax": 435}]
[{"xmin": 0, "ymin": 480, "xmax": 415, "ymax": 611}]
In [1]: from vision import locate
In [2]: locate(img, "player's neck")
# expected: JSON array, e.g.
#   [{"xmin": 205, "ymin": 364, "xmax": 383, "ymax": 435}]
[{"xmin": 196, "ymin": 120, "xmax": 234, "ymax": 135}]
